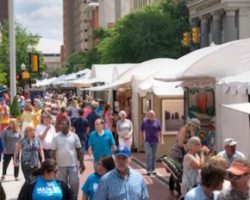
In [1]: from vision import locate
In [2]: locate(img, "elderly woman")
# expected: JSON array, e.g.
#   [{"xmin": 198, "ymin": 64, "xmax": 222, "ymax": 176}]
[
  {"xmin": 116, "ymin": 110, "xmax": 133, "ymax": 150},
  {"xmin": 35, "ymin": 112, "xmax": 56, "ymax": 159},
  {"xmin": 14, "ymin": 126, "xmax": 44, "ymax": 181},
  {"xmin": 18, "ymin": 159, "xmax": 74, "ymax": 200},
  {"xmin": 169, "ymin": 118, "xmax": 201, "ymax": 195},
  {"xmin": 181, "ymin": 136, "xmax": 205, "ymax": 197},
  {"xmin": 1, "ymin": 118, "xmax": 21, "ymax": 181}
]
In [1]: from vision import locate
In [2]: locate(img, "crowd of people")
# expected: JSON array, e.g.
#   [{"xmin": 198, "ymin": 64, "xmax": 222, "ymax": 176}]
[{"xmin": 0, "ymin": 91, "xmax": 249, "ymax": 200}]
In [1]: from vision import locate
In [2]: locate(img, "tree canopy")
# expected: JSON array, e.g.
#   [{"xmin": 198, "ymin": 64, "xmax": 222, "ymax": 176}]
[
  {"xmin": 97, "ymin": 0, "xmax": 189, "ymax": 63},
  {"xmin": 0, "ymin": 22, "xmax": 41, "ymax": 85},
  {"xmin": 62, "ymin": 0, "xmax": 189, "ymax": 73}
]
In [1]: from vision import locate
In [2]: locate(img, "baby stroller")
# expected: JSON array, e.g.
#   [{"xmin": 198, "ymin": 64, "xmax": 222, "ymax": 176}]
[{"xmin": 160, "ymin": 155, "xmax": 183, "ymax": 197}]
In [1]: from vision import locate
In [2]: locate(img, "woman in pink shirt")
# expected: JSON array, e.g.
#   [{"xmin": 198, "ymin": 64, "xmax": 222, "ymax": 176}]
[{"xmin": 104, "ymin": 104, "xmax": 113, "ymax": 130}]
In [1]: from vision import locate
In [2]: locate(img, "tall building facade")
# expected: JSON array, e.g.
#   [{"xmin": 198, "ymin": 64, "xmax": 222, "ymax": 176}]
[
  {"xmin": 0, "ymin": 0, "xmax": 8, "ymax": 25},
  {"xmin": 99, "ymin": 0, "xmax": 158, "ymax": 28},
  {"xmin": 62, "ymin": 0, "xmax": 99, "ymax": 62},
  {"xmin": 187, "ymin": 0, "xmax": 250, "ymax": 47}
]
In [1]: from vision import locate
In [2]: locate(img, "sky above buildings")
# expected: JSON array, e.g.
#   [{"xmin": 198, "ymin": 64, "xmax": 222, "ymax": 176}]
[{"xmin": 15, "ymin": 0, "xmax": 63, "ymax": 42}]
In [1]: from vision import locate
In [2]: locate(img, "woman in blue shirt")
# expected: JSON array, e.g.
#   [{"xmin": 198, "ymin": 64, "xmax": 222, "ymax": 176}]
[
  {"xmin": 82, "ymin": 156, "xmax": 115, "ymax": 200},
  {"xmin": 18, "ymin": 159, "xmax": 74, "ymax": 200}
]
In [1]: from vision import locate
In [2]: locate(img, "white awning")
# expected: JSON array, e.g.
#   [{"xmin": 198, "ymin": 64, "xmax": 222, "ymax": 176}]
[
  {"xmin": 179, "ymin": 38, "xmax": 250, "ymax": 79},
  {"xmin": 221, "ymin": 103, "xmax": 250, "ymax": 114}
]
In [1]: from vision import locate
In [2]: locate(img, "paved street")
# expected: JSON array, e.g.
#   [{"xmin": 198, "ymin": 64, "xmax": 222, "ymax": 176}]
[{"xmin": 1, "ymin": 155, "xmax": 172, "ymax": 200}]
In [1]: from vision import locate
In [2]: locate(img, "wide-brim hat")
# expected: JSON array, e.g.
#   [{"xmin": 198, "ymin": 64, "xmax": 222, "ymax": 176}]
[{"xmin": 188, "ymin": 118, "xmax": 201, "ymax": 129}]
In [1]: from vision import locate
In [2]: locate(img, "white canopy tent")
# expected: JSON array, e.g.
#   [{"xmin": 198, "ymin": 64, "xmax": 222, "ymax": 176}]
[
  {"xmin": 74, "ymin": 64, "xmax": 135, "ymax": 88},
  {"xmin": 85, "ymin": 58, "xmax": 178, "ymax": 91},
  {"xmin": 51, "ymin": 69, "xmax": 91, "ymax": 86},
  {"xmin": 35, "ymin": 77, "xmax": 58, "ymax": 87},
  {"xmin": 178, "ymin": 38, "xmax": 250, "ymax": 79},
  {"xmin": 221, "ymin": 103, "xmax": 250, "ymax": 114},
  {"xmin": 133, "ymin": 77, "xmax": 183, "ymax": 97},
  {"xmin": 216, "ymin": 71, "xmax": 250, "ymax": 160}
]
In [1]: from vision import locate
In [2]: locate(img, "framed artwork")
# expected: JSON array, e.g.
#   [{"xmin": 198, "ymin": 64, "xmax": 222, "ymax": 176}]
[
  {"xmin": 142, "ymin": 98, "xmax": 151, "ymax": 114},
  {"xmin": 162, "ymin": 99, "xmax": 184, "ymax": 135}
]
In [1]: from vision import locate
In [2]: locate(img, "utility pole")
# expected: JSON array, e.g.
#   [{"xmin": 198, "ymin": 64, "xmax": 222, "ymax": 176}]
[{"xmin": 9, "ymin": 0, "xmax": 16, "ymax": 101}]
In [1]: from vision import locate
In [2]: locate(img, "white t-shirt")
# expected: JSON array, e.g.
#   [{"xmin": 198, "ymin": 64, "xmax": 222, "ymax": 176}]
[
  {"xmin": 181, "ymin": 153, "xmax": 200, "ymax": 195},
  {"xmin": 51, "ymin": 132, "xmax": 81, "ymax": 167},
  {"xmin": 36, "ymin": 124, "xmax": 56, "ymax": 150}
]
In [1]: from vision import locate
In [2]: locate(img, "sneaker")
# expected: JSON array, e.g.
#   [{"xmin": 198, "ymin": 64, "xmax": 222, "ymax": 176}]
[{"xmin": 146, "ymin": 171, "xmax": 151, "ymax": 176}]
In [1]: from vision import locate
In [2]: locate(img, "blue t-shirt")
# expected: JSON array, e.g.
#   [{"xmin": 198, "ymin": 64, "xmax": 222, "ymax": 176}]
[
  {"xmin": 88, "ymin": 129, "xmax": 115, "ymax": 162},
  {"xmin": 32, "ymin": 176, "xmax": 63, "ymax": 200},
  {"xmin": 82, "ymin": 173, "xmax": 101, "ymax": 200}
]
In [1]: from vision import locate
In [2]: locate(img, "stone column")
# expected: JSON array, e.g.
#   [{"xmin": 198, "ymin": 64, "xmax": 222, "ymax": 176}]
[
  {"xmin": 212, "ymin": 12, "xmax": 222, "ymax": 44},
  {"xmin": 238, "ymin": 8, "xmax": 250, "ymax": 39},
  {"xmin": 200, "ymin": 16, "xmax": 209, "ymax": 47},
  {"xmin": 224, "ymin": 8, "xmax": 238, "ymax": 42}
]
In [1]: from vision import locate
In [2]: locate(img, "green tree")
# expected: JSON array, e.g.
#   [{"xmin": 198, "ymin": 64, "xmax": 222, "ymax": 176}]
[
  {"xmin": 63, "ymin": 48, "xmax": 100, "ymax": 74},
  {"xmin": 10, "ymin": 96, "xmax": 21, "ymax": 117},
  {"xmin": 97, "ymin": 0, "xmax": 189, "ymax": 63},
  {"xmin": 0, "ymin": 22, "xmax": 41, "ymax": 85}
]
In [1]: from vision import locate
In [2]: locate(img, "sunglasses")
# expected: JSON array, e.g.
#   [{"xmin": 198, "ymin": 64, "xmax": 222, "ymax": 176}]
[
  {"xmin": 226, "ymin": 173, "xmax": 247, "ymax": 180},
  {"xmin": 49, "ymin": 169, "xmax": 58, "ymax": 173}
]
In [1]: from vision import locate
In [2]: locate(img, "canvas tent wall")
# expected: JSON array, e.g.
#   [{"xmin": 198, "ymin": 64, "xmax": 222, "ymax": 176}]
[
  {"xmin": 132, "ymin": 77, "xmax": 184, "ymax": 155},
  {"xmin": 215, "ymin": 71, "xmax": 250, "ymax": 160}
]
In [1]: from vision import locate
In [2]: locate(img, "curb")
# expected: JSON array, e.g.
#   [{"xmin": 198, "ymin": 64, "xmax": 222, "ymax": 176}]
[{"xmin": 132, "ymin": 156, "xmax": 170, "ymax": 186}]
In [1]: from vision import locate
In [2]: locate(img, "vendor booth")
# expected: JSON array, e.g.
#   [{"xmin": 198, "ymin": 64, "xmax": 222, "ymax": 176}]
[{"xmin": 156, "ymin": 38, "xmax": 250, "ymax": 159}]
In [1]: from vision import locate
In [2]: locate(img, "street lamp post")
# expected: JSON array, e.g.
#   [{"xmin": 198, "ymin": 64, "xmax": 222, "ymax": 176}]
[
  {"xmin": 26, "ymin": 44, "xmax": 32, "ymax": 89},
  {"xmin": 20, "ymin": 63, "xmax": 26, "ymax": 93},
  {"xmin": 9, "ymin": 0, "xmax": 16, "ymax": 101}
]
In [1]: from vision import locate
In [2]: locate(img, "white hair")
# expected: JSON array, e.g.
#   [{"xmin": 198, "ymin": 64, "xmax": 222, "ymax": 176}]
[
  {"xmin": 119, "ymin": 110, "xmax": 127, "ymax": 118},
  {"xmin": 186, "ymin": 136, "xmax": 200, "ymax": 151}
]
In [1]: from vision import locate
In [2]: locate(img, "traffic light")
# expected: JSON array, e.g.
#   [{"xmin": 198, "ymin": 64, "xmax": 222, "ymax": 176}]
[
  {"xmin": 183, "ymin": 32, "xmax": 189, "ymax": 47},
  {"xmin": 31, "ymin": 54, "xmax": 39, "ymax": 72},
  {"xmin": 191, "ymin": 27, "xmax": 200, "ymax": 44}
]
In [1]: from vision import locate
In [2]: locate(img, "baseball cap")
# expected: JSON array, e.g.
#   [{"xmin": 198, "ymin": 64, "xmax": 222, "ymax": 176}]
[
  {"xmin": 0, "ymin": 97, "xmax": 5, "ymax": 102},
  {"xmin": 188, "ymin": 118, "xmax": 201, "ymax": 129},
  {"xmin": 227, "ymin": 161, "xmax": 250, "ymax": 175},
  {"xmin": 115, "ymin": 146, "xmax": 131, "ymax": 158},
  {"xmin": 224, "ymin": 138, "xmax": 237, "ymax": 147}
]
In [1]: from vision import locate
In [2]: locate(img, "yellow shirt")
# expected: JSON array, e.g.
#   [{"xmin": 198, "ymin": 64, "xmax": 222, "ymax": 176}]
[{"xmin": 33, "ymin": 109, "xmax": 42, "ymax": 127}]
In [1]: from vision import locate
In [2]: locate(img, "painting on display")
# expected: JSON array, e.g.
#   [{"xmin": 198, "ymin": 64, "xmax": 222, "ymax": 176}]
[
  {"xmin": 187, "ymin": 88, "xmax": 216, "ymax": 148},
  {"xmin": 187, "ymin": 88, "xmax": 215, "ymax": 120},
  {"xmin": 162, "ymin": 99, "xmax": 184, "ymax": 135}
]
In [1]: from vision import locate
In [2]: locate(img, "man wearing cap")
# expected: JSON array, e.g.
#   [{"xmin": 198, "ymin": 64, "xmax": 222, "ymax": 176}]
[
  {"xmin": 94, "ymin": 145, "xmax": 149, "ymax": 200},
  {"xmin": 217, "ymin": 138, "xmax": 245, "ymax": 167},
  {"xmin": 218, "ymin": 160, "xmax": 250, "ymax": 200}
]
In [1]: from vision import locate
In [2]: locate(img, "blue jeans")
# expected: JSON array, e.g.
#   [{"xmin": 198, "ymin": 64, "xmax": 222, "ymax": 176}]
[
  {"xmin": 80, "ymin": 140, "xmax": 86, "ymax": 157},
  {"xmin": 58, "ymin": 166, "xmax": 79, "ymax": 199},
  {"xmin": 145, "ymin": 142, "xmax": 158, "ymax": 172}
]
